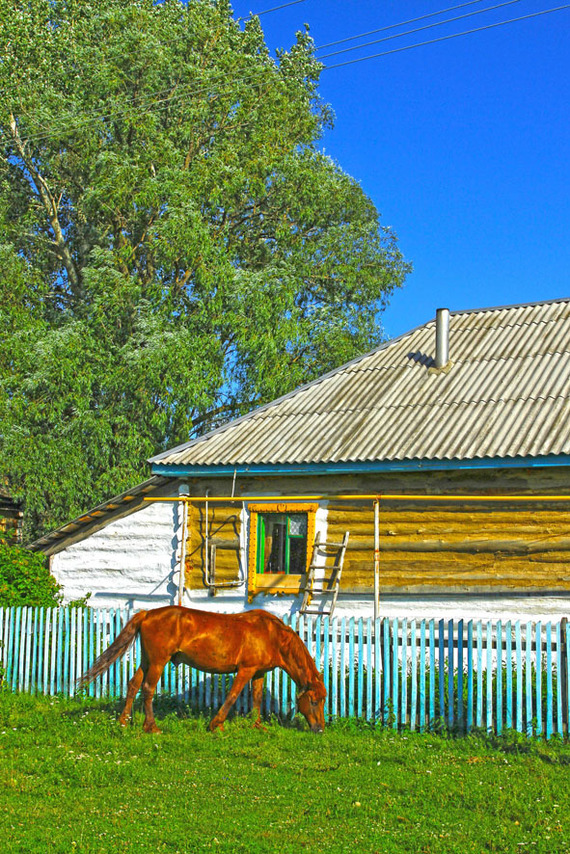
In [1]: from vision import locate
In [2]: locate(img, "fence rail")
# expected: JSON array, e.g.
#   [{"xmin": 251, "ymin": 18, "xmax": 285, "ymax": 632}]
[{"xmin": 1, "ymin": 607, "xmax": 569, "ymax": 738}]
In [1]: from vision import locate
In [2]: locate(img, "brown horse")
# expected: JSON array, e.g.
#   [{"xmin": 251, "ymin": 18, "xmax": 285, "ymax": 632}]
[{"xmin": 77, "ymin": 605, "xmax": 326, "ymax": 733}]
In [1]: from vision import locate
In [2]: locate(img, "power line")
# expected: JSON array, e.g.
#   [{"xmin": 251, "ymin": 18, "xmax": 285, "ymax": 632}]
[
  {"xmin": 7, "ymin": 2, "xmax": 570, "ymax": 146},
  {"xmin": 247, "ymin": 0, "xmax": 307, "ymax": 17},
  {"xmin": 318, "ymin": 0, "xmax": 523, "ymax": 61},
  {"xmin": 316, "ymin": 0, "xmax": 489, "ymax": 50},
  {"xmin": 323, "ymin": 3, "xmax": 570, "ymax": 70}
]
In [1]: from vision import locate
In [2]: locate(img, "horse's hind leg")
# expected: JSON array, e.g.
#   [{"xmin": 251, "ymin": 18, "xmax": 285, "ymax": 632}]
[
  {"xmin": 141, "ymin": 661, "xmax": 168, "ymax": 734},
  {"xmin": 209, "ymin": 666, "xmax": 257, "ymax": 732},
  {"xmin": 119, "ymin": 666, "xmax": 144, "ymax": 726}
]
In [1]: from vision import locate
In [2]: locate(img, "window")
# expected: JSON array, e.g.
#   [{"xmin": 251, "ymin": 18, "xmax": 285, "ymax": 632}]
[
  {"xmin": 247, "ymin": 503, "xmax": 317, "ymax": 599},
  {"xmin": 257, "ymin": 512, "xmax": 307, "ymax": 574}
]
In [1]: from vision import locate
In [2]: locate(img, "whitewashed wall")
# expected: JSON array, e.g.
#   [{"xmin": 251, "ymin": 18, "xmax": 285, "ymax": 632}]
[{"xmin": 51, "ymin": 499, "xmax": 180, "ymax": 610}]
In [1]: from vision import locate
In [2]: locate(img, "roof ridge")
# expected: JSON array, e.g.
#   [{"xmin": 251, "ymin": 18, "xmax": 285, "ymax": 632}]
[{"xmin": 448, "ymin": 296, "xmax": 570, "ymax": 317}]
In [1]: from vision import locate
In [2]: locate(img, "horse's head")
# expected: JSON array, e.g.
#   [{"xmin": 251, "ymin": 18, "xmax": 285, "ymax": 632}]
[{"xmin": 297, "ymin": 679, "xmax": 327, "ymax": 733}]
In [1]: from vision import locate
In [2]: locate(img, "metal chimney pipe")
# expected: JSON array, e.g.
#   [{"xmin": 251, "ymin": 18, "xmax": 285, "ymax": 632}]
[{"xmin": 435, "ymin": 307, "xmax": 450, "ymax": 368}]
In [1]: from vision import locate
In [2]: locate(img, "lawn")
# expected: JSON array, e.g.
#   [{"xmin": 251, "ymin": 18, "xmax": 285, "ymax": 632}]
[{"xmin": 0, "ymin": 692, "xmax": 569, "ymax": 853}]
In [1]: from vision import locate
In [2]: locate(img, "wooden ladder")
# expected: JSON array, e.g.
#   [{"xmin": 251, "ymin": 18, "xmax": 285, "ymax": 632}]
[{"xmin": 300, "ymin": 530, "xmax": 350, "ymax": 618}]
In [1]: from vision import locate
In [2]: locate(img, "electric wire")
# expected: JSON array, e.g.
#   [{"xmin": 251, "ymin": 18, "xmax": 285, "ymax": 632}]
[
  {"xmin": 8, "ymin": 0, "xmax": 526, "ymax": 142},
  {"xmin": 6, "ymin": 2, "xmax": 570, "ymax": 145},
  {"xmin": 318, "ymin": 0, "xmax": 523, "ymax": 60},
  {"xmin": 251, "ymin": 0, "xmax": 307, "ymax": 15},
  {"xmin": 323, "ymin": 3, "xmax": 570, "ymax": 70},
  {"xmin": 316, "ymin": 0, "xmax": 489, "ymax": 49}
]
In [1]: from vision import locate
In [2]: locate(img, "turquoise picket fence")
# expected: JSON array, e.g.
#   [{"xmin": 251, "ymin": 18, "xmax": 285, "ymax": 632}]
[{"xmin": 1, "ymin": 607, "xmax": 568, "ymax": 738}]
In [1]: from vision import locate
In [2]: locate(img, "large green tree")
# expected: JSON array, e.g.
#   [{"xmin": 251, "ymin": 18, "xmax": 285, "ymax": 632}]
[{"xmin": 0, "ymin": 0, "xmax": 410, "ymax": 541}]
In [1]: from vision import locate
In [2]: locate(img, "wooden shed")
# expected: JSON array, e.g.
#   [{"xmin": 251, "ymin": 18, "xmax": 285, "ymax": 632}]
[
  {"xmin": 31, "ymin": 298, "xmax": 570, "ymax": 620},
  {"xmin": 0, "ymin": 484, "xmax": 22, "ymax": 545}
]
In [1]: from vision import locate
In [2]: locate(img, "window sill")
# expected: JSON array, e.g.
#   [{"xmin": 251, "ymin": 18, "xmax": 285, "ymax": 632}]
[{"xmin": 251, "ymin": 573, "xmax": 305, "ymax": 596}]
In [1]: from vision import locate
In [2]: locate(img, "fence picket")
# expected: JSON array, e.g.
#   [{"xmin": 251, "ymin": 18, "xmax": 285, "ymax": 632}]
[
  {"xmin": 496, "ymin": 620, "xmax": 502, "ymax": 735},
  {"xmin": 410, "ymin": 620, "xmax": 417, "ymax": 731},
  {"xmin": 556, "ymin": 622, "xmax": 562, "ymax": 736},
  {"xmin": 20, "ymin": 607, "xmax": 29, "ymax": 693},
  {"xmin": 50, "ymin": 608, "xmax": 57, "ymax": 696},
  {"xmin": 331, "ymin": 617, "xmax": 337, "ymax": 719},
  {"xmin": 476, "ymin": 622, "xmax": 483, "ymax": 729},
  {"xmin": 374, "ymin": 618, "xmax": 381, "ymax": 722},
  {"xmin": 358, "ymin": 618, "xmax": 364, "ymax": 719},
  {"xmin": 382, "ymin": 618, "xmax": 389, "ymax": 725},
  {"xmin": 0, "ymin": 609, "xmax": 4, "ymax": 681},
  {"xmin": 391, "ymin": 619, "xmax": 398, "ymax": 729},
  {"xmin": 566, "ymin": 621, "xmax": 570, "ymax": 731},
  {"xmin": 419, "ymin": 620, "xmax": 426, "ymax": 733},
  {"xmin": 535, "ymin": 622, "xmax": 542, "ymax": 737},
  {"xmin": 11, "ymin": 607, "xmax": 21, "ymax": 691},
  {"xmin": 348, "ymin": 617, "xmax": 356, "ymax": 718},
  {"xmin": 438, "ymin": 619, "xmax": 445, "ymax": 725},
  {"xmin": 400, "ymin": 619, "xmax": 407, "ymax": 729},
  {"xmin": 506, "ymin": 621, "xmax": 513, "ymax": 731},
  {"xmin": 43, "ymin": 609, "xmax": 51, "ymax": 695},
  {"xmin": 448, "ymin": 619, "xmax": 454, "ymax": 729},
  {"xmin": 457, "ymin": 619, "xmax": 464, "ymax": 731},
  {"xmin": 546, "ymin": 622, "xmax": 553, "ymax": 740},
  {"xmin": 340, "ymin": 616, "xmax": 346, "ymax": 719},
  {"xmin": 526, "ymin": 622, "xmax": 533, "ymax": 736},
  {"xmin": 366, "ymin": 618, "xmax": 373, "ymax": 723},
  {"xmin": 429, "ymin": 620, "xmax": 435, "ymax": 728},
  {"xmin": 486, "ymin": 621, "xmax": 493, "ymax": 733}
]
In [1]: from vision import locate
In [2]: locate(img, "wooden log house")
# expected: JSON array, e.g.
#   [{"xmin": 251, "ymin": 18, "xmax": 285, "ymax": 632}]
[{"xmin": 31, "ymin": 298, "xmax": 570, "ymax": 620}]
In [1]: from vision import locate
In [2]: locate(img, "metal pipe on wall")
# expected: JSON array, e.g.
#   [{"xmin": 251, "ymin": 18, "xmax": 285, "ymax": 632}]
[
  {"xmin": 177, "ymin": 499, "xmax": 188, "ymax": 605},
  {"xmin": 374, "ymin": 498, "xmax": 380, "ymax": 623}
]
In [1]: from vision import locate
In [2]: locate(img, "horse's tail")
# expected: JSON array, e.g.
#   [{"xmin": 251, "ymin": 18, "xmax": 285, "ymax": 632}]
[{"xmin": 76, "ymin": 610, "xmax": 148, "ymax": 690}]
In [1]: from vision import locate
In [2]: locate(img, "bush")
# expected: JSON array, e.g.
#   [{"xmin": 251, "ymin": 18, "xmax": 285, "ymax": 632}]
[{"xmin": 0, "ymin": 544, "xmax": 62, "ymax": 607}]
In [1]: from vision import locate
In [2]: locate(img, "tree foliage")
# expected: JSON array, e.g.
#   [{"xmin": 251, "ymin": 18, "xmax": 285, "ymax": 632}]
[
  {"xmin": 0, "ymin": 0, "xmax": 410, "ymax": 541},
  {"xmin": 0, "ymin": 544, "xmax": 62, "ymax": 607}
]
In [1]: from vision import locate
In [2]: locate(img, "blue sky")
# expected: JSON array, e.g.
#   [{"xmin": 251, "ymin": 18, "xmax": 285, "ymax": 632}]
[{"xmin": 231, "ymin": 0, "xmax": 570, "ymax": 339}]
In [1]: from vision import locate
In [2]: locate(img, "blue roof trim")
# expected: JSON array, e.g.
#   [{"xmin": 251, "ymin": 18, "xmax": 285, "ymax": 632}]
[{"xmin": 151, "ymin": 454, "xmax": 570, "ymax": 478}]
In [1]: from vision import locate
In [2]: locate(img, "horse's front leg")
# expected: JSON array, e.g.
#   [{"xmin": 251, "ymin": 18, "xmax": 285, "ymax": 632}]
[
  {"xmin": 251, "ymin": 675, "xmax": 267, "ymax": 730},
  {"xmin": 209, "ymin": 667, "xmax": 257, "ymax": 732}
]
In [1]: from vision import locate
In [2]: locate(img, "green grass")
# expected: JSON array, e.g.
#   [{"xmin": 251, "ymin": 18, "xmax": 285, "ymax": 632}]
[{"xmin": 1, "ymin": 692, "xmax": 570, "ymax": 853}]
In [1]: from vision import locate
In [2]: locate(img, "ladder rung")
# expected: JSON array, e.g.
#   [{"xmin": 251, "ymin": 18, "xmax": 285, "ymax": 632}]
[
  {"xmin": 307, "ymin": 579, "xmax": 337, "ymax": 588},
  {"xmin": 316, "ymin": 541, "xmax": 346, "ymax": 550},
  {"xmin": 301, "ymin": 609, "xmax": 332, "ymax": 616}
]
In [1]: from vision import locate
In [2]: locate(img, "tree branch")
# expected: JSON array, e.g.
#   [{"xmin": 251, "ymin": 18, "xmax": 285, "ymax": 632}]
[{"xmin": 8, "ymin": 113, "xmax": 81, "ymax": 296}]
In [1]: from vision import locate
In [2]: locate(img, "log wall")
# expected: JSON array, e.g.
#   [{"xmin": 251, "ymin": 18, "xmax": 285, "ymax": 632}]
[
  {"xmin": 328, "ymin": 503, "xmax": 570, "ymax": 593},
  {"xmin": 182, "ymin": 467, "xmax": 570, "ymax": 595},
  {"xmin": 185, "ymin": 500, "xmax": 242, "ymax": 589}
]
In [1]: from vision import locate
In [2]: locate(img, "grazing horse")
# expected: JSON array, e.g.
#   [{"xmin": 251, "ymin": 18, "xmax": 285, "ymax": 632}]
[{"xmin": 77, "ymin": 605, "xmax": 326, "ymax": 734}]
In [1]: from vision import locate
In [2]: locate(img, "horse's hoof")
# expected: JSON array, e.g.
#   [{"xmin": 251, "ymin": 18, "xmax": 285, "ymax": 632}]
[
  {"xmin": 118, "ymin": 716, "xmax": 129, "ymax": 727},
  {"xmin": 143, "ymin": 724, "xmax": 162, "ymax": 734},
  {"xmin": 252, "ymin": 721, "xmax": 268, "ymax": 732},
  {"xmin": 209, "ymin": 720, "xmax": 224, "ymax": 733}
]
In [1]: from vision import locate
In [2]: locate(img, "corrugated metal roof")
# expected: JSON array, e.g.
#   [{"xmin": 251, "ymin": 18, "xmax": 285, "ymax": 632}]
[{"xmin": 150, "ymin": 298, "xmax": 570, "ymax": 468}]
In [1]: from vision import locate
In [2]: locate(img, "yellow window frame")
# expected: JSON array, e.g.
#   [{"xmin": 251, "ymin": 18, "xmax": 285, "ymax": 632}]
[{"xmin": 247, "ymin": 503, "xmax": 317, "ymax": 600}]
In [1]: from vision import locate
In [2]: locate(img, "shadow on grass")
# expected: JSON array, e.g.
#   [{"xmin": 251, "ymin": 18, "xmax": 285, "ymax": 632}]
[{"xmin": 61, "ymin": 692, "xmax": 315, "ymax": 733}]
